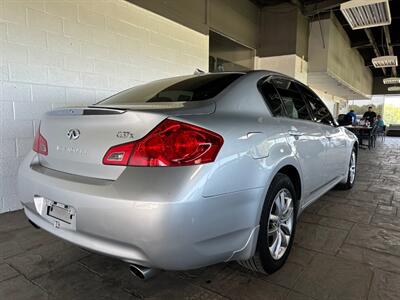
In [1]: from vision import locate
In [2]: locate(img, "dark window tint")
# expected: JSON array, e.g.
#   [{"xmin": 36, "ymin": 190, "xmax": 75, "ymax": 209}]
[
  {"xmin": 98, "ymin": 73, "xmax": 244, "ymax": 105},
  {"xmin": 259, "ymin": 78, "xmax": 285, "ymax": 116},
  {"xmin": 297, "ymin": 84, "xmax": 334, "ymax": 125},
  {"xmin": 271, "ymin": 78, "xmax": 312, "ymax": 120}
]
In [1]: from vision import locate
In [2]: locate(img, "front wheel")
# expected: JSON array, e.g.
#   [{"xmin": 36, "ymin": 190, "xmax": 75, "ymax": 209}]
[
  {"xmin": 239, "ymin": 173, "xmax": 298, "ymax": 274},
  {"xmin": 336, "ymin": 148, "xmax": 357, "ymax": 190}
]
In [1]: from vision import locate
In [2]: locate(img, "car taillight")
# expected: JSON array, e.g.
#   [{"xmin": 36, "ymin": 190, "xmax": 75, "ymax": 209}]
[
  {"xmin": 32, "ymin": 126, "xmax": 48, "ymax": 156},
  {"xmin": 103, "ymin": 119, "xmax": 223, "ymax": 167}
]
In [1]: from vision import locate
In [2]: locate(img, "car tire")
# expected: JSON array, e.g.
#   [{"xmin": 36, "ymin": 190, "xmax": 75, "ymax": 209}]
[
  {"xmin": 239, "ymin": 173, "xmax": 298, "ymax": 274},
  {"xmin": 336, "ymin": 148, "xmax": 357, "ymax": 190}
]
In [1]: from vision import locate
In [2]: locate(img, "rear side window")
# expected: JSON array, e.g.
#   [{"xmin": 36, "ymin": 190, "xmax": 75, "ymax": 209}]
[
  {"xmin": 98, "ymin": 73, "xmax": 244, "ymax": 105},
  {"xmin": 296, "ymin": 84, "xmax": 335, "ymax": 126},
  {"xmin": 259, "ymin": 78, "xmax": 285, "ymax": 117},
  {"xmin": 271, "ymin": 78, "xmax": 312, "ymax": 121}
]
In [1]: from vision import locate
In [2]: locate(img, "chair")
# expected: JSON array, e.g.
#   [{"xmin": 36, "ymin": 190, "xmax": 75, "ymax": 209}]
[
  {"xmin": 337, "ymin": 114, "xmax": 352, "ymax": 126},
  {"xmin": 337, "ymin": 114, "xmax": 346, "ymax": 125},
  {"xmin": 376, "ymin": 125, "xmax": 385, "ymax": 142},
  {"xmin": 370, "ymin": 125, "xmax": 378, "ymax": 148}
]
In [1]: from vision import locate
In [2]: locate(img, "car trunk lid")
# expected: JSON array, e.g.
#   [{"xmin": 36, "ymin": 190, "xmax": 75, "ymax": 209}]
[{"xmin": 38, "ymin": 103, "xmax": 214, "ymax": 180}]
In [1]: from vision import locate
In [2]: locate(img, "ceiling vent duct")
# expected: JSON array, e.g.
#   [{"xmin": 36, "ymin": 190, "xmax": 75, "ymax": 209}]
[
  {"xmin": 383, "ymin": 78, "xmax": 400, "ymax": 85},
  {"xmin": 340, "ymin": 0, "xmax": 391, "ymax": 30},
  {"xmin": 388, "ymin": 86, "xmax": 400, "ymax": 92},
  {"xmin": 372, "ymin": 56, "xmax": 398, "ymax": 68}
]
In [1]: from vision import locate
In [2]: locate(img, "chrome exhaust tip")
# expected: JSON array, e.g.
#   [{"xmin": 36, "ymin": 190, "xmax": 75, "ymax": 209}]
[{"xmin": 129, "ymin": 264, "xmax": 159, "ymax": 280}]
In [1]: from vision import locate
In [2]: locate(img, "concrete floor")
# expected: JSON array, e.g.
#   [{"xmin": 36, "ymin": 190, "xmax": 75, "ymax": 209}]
[{"xmin": 1, "ymin": 137, "xmax": 400, "ymax": 300}]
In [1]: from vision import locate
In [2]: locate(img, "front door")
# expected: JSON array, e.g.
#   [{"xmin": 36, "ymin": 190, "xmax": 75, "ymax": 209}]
[
  {"xmin": 296, "ymin": 83, "xmax": 347, "ymax": 183},
  {"xmin": 321, "ymin": 124, "xmax": 347, "ymax": 181}
]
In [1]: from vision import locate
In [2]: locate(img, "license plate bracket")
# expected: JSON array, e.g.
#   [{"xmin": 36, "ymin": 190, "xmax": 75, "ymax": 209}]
[{"xmin": 47, "ymin": 202, "xmax": 74, "ymax": 225}]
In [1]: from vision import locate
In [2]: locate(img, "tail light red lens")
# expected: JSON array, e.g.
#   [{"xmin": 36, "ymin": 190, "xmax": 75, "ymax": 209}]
[
  {"xmin": 32, "ymin": 126, "xmax": 48, "ymax": 156},
  {"xmin": 103, "ymin": 119, "xmax": 224, "ymax": 167}
]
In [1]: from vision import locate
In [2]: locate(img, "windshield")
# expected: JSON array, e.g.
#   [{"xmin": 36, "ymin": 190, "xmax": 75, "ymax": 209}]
[{"xmin": 97, "ymin": 73, "xmax": 244, "ymax": 105}]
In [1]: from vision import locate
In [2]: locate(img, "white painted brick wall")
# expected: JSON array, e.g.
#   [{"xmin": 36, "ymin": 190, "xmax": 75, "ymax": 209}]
[{"xmin": 0, "ymin": 0, "xmax": 209, "ymax": 213}]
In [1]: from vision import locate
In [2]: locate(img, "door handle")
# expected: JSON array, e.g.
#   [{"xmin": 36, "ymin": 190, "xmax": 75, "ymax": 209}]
[{"xmin": 288, "ymin": 130, "xmax": 304, "ymax": 137}]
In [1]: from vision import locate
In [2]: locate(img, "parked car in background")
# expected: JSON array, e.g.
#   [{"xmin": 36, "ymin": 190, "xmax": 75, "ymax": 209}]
[{"xmin": 18, "ymin": 71, "xmax": 358, "ymax": 278}]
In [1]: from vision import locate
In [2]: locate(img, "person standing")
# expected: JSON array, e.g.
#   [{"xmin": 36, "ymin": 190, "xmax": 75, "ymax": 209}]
[{"xmin": 362, "ymin": 106, "xmax": 376, "ymax": 125}]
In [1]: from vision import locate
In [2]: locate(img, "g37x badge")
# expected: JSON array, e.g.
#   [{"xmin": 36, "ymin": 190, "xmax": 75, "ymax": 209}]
[{"xmin": 117, "ymin": 131, "xmax": 134, "ymax": 139}]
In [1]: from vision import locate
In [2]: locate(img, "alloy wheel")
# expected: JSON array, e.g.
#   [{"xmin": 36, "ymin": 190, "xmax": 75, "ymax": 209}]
[
  {"xmin": 267, "ymin": 188, "xmax": 294, "ymax": 260},
  {"xmin": 349, "ymin": 151, "xmax": 356, "ymax": 184}
]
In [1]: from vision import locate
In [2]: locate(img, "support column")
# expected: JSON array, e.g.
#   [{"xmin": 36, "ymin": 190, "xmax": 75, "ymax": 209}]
[{"xmin": 255, "ymin": 3, "xmax": 309, "ymax": 84}]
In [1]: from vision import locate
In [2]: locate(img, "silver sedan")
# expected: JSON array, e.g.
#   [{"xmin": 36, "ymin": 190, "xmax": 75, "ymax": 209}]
[{"xmin": 18, "ymin": 71, "xmax": 358, "ymax": 278}]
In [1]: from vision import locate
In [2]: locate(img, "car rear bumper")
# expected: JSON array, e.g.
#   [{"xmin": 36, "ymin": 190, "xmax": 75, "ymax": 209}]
[{"xmin": 18, "ymin": 152, "xmax": 262, "ymax": 270}]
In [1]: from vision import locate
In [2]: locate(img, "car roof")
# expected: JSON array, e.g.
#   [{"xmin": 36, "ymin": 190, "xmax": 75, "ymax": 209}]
[{"xmin": 210, "ymin": 70, "xmax": 297, "ymax": 81}]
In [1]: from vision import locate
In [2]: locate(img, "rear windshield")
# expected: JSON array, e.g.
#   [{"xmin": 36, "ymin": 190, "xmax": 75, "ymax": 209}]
[{"xmin": 97, "ymin": 73, "xmax": 244, "ymax": 105}]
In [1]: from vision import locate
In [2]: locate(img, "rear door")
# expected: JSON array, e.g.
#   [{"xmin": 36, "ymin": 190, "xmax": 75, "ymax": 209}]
[
  {"xmin": 297, "ymin": 84, "xmax": 347, "ymax": 182},
  {"xmin": 270, "ymin": 77, "xmax": 327, "ymax": 199}
]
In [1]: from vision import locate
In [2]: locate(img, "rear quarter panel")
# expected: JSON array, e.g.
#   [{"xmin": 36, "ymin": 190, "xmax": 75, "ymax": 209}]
[{"xmin": 173, "ymin": 71, "xmax": 303, "ymax": 223}]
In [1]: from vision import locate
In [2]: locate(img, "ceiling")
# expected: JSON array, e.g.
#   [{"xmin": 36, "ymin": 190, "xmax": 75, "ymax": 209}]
[
  {"xmin": 252, "ymin": 0, "xmax": 400, "ymax": 79},
  {"xmin": 335, "ymin": 1, "xmax": 400, "ymax": 78}
]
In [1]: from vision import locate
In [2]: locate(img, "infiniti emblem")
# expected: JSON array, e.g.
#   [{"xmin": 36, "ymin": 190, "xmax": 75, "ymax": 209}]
[{"xmin": 67, "ymin": 129, "xmax": 80, "ymax": 140}]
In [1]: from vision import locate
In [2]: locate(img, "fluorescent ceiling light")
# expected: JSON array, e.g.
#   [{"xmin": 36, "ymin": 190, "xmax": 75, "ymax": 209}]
[
  {"xmin": 388, "ymin": 86, "xmax": 400, "ymax": 92},
  {"xmin": 383, "ymin": 78, "xmax": 400, "ymax": 85},
  {"xmin": 340, "ymin": 0, "xmax": 391, "ymax": 30},
  {"xmin": 372, "ymin": 56, "xmax": 398, "ymax": 68}
]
